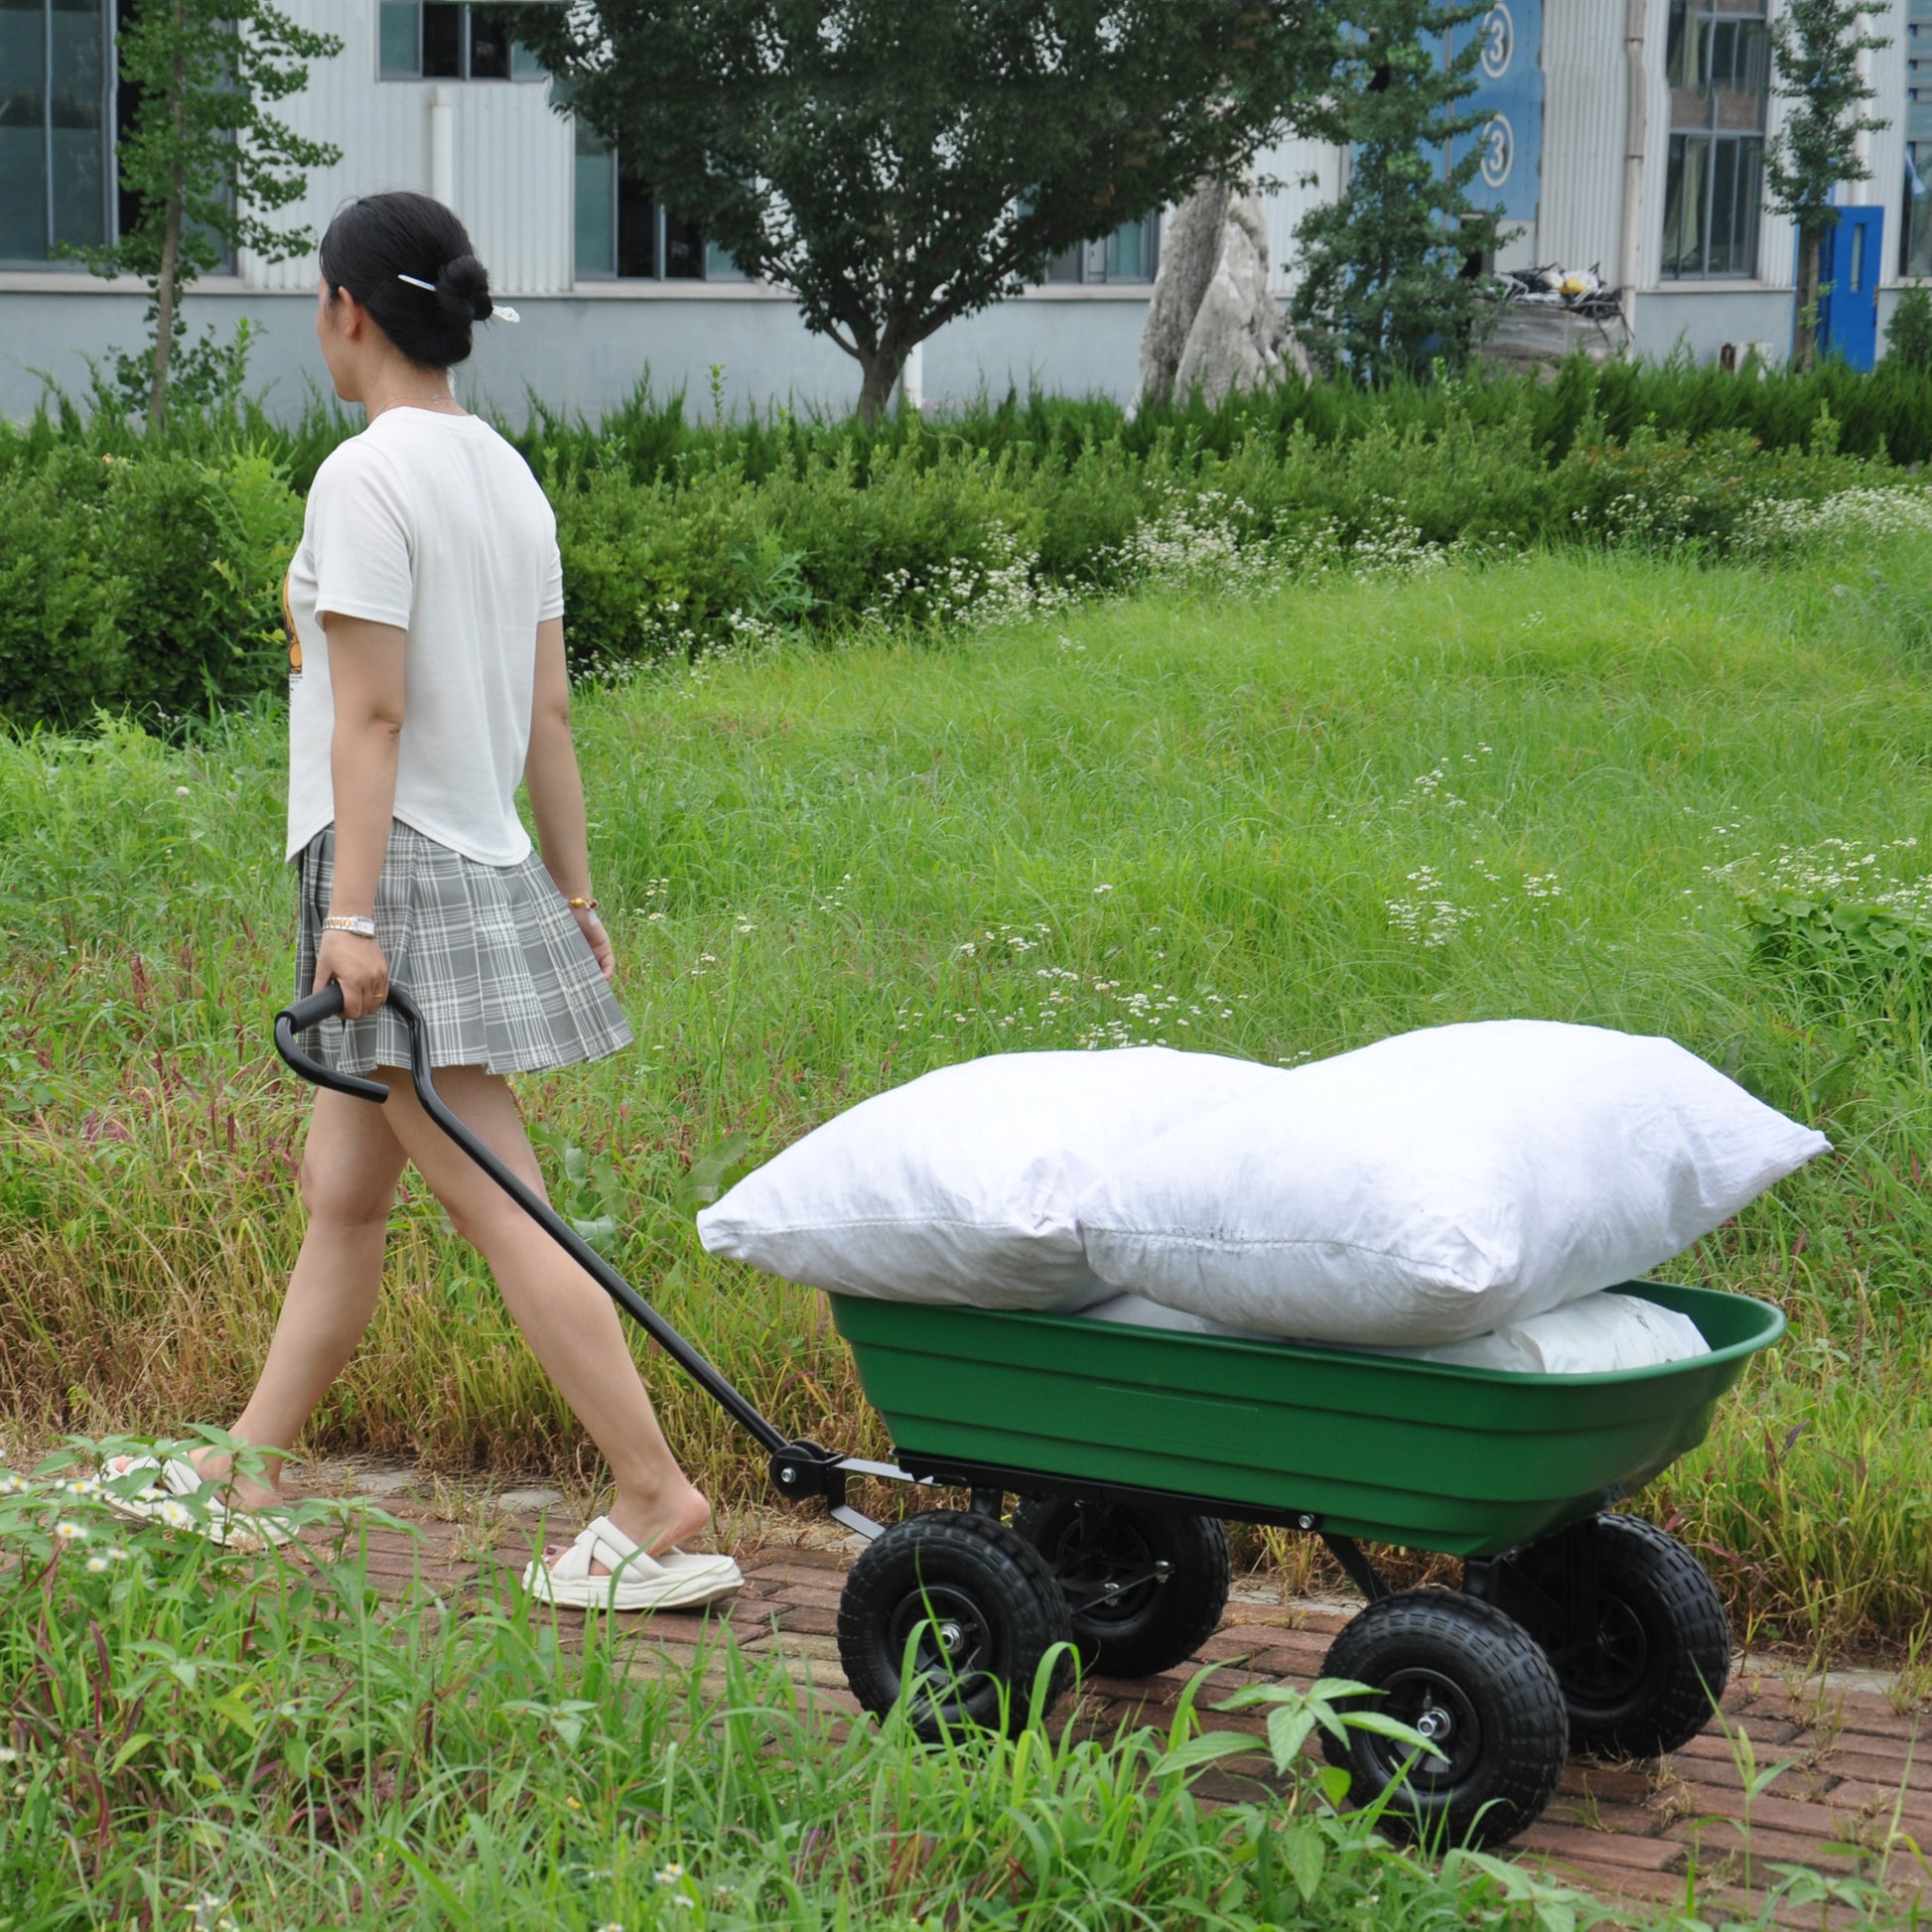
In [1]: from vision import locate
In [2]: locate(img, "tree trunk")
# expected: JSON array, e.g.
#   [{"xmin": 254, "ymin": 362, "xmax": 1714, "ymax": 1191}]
[
  {"xmin": 855, "ymin": 345, "xmax": 901, "ymax": 426},
  {"xmin": 1792, "ymin": 224, "xmax": 1823, "ymax": 375},
  {"xmin": 147, "ymin": 12, "xmax": 189, "ymax": 434}
]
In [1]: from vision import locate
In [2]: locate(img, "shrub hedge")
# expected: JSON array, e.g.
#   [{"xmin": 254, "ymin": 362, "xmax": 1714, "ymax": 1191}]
[{"xmin": 0, "ymin": 357, "xmax": 1917, "ymax": 732}]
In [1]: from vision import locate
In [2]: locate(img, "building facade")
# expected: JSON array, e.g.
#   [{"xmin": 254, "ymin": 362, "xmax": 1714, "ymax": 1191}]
[{"xmin": 0, "ymin": 0, "xmax": 1912, "ymax": 422}]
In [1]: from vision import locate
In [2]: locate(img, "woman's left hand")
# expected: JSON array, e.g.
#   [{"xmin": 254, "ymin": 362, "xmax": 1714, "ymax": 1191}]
[{"xmin": 573, "ymin": 904, "xmax": 615, "ymax": 982}]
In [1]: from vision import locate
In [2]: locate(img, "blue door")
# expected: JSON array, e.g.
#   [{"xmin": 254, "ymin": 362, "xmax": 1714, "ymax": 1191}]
[{"xmin": 1816, "ymin": 207, "xmax": 1884, "ymax": 369}]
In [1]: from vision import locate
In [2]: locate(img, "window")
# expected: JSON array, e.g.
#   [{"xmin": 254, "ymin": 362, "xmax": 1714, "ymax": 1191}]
[
  {"xmin": 1902, "ymin": 0, "xmax": 1932, "ymax": 277},
  {"xmin": 572, "ymin": 119, "xmax": 741, "ymax": 282},
  {"xmin": 1043, "ymin": 212, "xmax": 1161, "ymax": 285},
  {"xmin": 0, "ymin": 0, "xmax": 113, "ymax": 265},
  {"xmin": 1660, "ymin": 0, "xmax": 1769, "ymax": 280},
  {"xmin": 378, "ymin": 3, "xmax": 544, "ymax": 81}
]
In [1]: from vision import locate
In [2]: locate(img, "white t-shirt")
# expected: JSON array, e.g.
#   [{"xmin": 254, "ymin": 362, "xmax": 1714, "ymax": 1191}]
[{"xmin": 283, "ymin": 407, "xmax": 564, "ymax": 866}]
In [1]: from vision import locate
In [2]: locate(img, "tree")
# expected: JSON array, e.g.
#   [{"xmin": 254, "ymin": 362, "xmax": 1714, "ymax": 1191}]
[
  {"xmin": 513, "ymin": 1, "xmax": 1341, "ymax": 422},
  {"xmin": 1764, "ymin": 0, "xmax": 1890, "ymax": 375},
  {"xmin": 79, "ymin": 1, "xmax": 343, "ymax": 431},
  {"xmin": 1287, "ymin": 0, "xmax": 1509, "ymax": 385},
  {"xmin": 1884, "ymin": 280, "xmax": 1932, "ymax": 369}
]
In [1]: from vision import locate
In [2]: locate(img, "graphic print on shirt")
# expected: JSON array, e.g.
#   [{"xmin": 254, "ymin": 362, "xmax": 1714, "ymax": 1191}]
[{"xmin": 282, "ymin": 567, "xmax": 302, "ymax": 687}]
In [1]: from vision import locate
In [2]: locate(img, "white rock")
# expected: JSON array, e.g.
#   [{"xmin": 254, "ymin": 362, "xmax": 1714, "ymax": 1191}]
[{"xmin": 1141, "ymin": 179, "xmax": 1308, "ymax": 409}]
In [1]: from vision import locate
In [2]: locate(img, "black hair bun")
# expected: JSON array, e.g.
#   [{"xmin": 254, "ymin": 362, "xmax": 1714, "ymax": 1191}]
[{"xmin": 437, "ymin": 253, "xmax": 493, "ymax": 325}]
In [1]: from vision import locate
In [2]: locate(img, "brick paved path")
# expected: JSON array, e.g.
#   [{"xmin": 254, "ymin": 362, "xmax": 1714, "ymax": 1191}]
[{"xmin": 312, "ymin": 1478, "xmax": 1928, "ymax": 1928}]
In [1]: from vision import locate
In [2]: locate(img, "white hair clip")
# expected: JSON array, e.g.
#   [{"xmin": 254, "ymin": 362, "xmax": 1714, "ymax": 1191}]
[{"xmin": 397, "ymin": 271, "xmax": 517, "ymax": 321}]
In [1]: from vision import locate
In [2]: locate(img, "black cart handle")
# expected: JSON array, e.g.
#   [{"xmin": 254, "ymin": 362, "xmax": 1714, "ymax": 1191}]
[
  {"xmin": 270, "ymin": 980, "xmax": 792, "ymax": 1458},
  {"xmin": 274, "ymin": 984, "xmax": 390, "ymax": 1103}
]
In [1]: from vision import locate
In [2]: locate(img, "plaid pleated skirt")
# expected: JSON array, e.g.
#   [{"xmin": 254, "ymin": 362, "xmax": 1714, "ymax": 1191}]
[{"xmin": 295, "ymin": 821, "xmax": 634, "ymax": 1077}]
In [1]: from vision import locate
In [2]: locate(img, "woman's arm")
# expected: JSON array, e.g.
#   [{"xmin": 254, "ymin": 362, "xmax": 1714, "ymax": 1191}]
[
  {"xmin": 313, "ymin": 613, "xmax": 406, "ymax": 1017},
  {"xmin": 523, "ymin": 616, "xmax": 614, "ymax": 980}
]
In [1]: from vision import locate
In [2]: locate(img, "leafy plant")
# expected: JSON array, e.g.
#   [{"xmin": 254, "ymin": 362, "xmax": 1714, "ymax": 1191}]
[
  {"xmin": 1741, "ymin": 889, "xmax": 1932, "ymax": 1036},
  {"xmin": 528, "ymin": 1126, "xmax": 629, "ymax": 1256},
  {"xmin": 71, "ymin": 1, "xmax": 343, "ymax": 431},
  {"xmin": 1883, "ymin": 281, "xmax": 1932, "ymax": 372}
]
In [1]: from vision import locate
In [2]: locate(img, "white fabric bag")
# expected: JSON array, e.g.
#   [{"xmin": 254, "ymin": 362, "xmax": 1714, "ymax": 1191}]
[
  {"xmin": 1370, "ymin": 1291, "xmax": 1711, "ymax": 1373},
  {"xmin": 1077, "ymin": 1021, "xmax": 1827, "ymax": 1345},
  {"xmin": 1080, "ymin": 1286, "xmax": 1711, "ymax": 1374},
  {"xmin": 696, "ymin": 1047, "xmax": 1286, "ymax": 1310}
]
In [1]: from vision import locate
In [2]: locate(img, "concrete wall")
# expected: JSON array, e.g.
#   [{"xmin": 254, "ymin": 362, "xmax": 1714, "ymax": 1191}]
[
  {"xmin": 0, "ymin": 278, "xmax": 1152, "ymax": 424},
  {"xmin": 1631, "ymin": 286, "xmax": 1796, "ymax": 365}
]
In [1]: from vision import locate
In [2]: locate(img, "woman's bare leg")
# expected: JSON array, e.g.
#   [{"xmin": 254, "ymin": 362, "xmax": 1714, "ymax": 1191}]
[
  {"xmin": 370, "ymin": 1063, "xmax": 710, "ymax": 1564},
  {"xmin": 115, "ymin": 1085, "xmax": 407, "ymax": 1506}
]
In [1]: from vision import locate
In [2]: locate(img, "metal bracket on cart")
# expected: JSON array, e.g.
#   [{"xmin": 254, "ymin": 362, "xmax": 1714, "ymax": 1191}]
[
  {"xmin": 766, "ymin": 1441, "xmax": 940, "ymax": 1541},
  {"xmin": 1462, "ymin": 1517, "xmax": 1604, "ymax": 1660},
  {"xmin": 1320, "ymin": 1534, "xmax": 1390, "ymax": 1604}
]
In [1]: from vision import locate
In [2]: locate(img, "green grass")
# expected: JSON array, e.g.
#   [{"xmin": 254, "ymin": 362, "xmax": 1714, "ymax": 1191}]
[
  {"xmin": 4, "ymin": 1452, "xmax": 1921, "ymax": 1930},
  {"xmin": 3, "ymin": 540, "xmax": 1932, "ymax": 1654},
  {"xmin": 1, "ymin": 1450, "xmax": 1627, "ymax": 1932}
]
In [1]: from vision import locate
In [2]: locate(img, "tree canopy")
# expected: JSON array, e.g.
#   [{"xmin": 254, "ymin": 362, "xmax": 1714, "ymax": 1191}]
[
  {"xmin": 1288, "ymin": 0, "xmax": 1510, "ymax": 386},
  {"xmin": 513, "ymin": 0, "xmax": 1342, "ymax": 419}
]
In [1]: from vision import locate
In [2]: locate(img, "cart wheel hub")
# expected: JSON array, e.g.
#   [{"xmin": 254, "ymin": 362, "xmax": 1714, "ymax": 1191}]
[
  {"xmin": 1416, "ymin": 1702, "xmax": 1454, "ymax": 1743},
  {"xmin": 938, "ymin": 1621, "xmax": 966, "ymax": 1652}
]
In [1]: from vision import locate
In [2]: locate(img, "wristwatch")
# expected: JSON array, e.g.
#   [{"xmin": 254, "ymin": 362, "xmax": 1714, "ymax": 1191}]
[{"xmin": 323, "ymin": 913, "xmax": 377, "ymax": 939}]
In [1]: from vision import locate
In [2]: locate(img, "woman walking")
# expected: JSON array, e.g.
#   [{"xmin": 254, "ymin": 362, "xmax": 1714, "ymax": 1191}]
[{"xmin": 113, "ymin": 192, "xmax": 738, "ymax": 1612}]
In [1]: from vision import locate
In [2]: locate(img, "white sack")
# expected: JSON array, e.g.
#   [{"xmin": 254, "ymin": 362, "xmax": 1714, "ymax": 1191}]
[
  {"xmin": 696, "ymin": 1048, "xmax": 1285, "ymax": 1310},
  {"xmin": 1081, "ymin": 1286, "xmax": 1711, "ymax": 1374},
  {"xmin": 1371, "ymin": 1291, "xmax": 1711, "ymax": 1373},
  {"xmin": 1077, "ymin": 1021, "xmax": 1827, "ymax": 1345}
]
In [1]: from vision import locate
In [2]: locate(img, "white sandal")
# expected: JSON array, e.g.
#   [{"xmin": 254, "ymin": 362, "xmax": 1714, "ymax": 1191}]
[
  {"xmin": 520, "ymin": 1515, "xmax": 743, "ymax": 1611},
  {"xmin": 101, "ymin": 1454, "xmax": 298, "ymax": 1549}
]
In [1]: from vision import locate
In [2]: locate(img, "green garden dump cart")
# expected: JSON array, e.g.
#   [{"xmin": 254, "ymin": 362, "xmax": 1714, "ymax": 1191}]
[{"xmin": 278, "ymin": 986, "xmax": 1786, "ymax": 1850}]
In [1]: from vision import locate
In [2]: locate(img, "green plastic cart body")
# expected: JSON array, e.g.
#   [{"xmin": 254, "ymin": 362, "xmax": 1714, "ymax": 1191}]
[{"xmin": 830, "ymin": 1283, "xmax": 1784, "ymax": 1558}]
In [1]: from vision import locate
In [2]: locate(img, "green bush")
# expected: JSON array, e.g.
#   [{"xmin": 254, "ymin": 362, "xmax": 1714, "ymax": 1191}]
[
  {"xmin": 3, "ymin": 361, "xmax": 1926, "ymax": 729},
  {"xmin": 0, "ymin": 444, "xmax": 300, "ymax": 733},
  {"xmin": 1884, "ymin": 280, "xmax": 1932, "ymax": 372},
  {"xmin": 0, "ymin": 450, "xmax": 133, "ymax": 729}
]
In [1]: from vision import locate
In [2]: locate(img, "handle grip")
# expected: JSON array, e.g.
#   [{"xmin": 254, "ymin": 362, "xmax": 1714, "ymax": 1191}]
[
  {"xmin": 273, "ymin": 982, "xmax": 390, "ymax": 1104},
  {"xmin": 285, "ymin": 985, "xmax": 348, "ymax": 1032}
]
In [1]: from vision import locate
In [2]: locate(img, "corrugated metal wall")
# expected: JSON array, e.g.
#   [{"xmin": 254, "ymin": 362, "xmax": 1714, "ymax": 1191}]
[
  {"xmin": 1538, "ymin": 0, "xmax": 1625, "ymax": 276},
  {"xmin": 237, "ymin": 0, "xmax": 573, "ymax": 294},
  {"xmin": 1251, "ymin": 134, "xmax": 1346, "ymax": 294},
  {"xmin": 1860, "ymin": 20, "xmax": 1907, "ymax": 248},
  {"xmin": 1753, "ymin": 8, "xmax": 1797, "ymax": 295}
]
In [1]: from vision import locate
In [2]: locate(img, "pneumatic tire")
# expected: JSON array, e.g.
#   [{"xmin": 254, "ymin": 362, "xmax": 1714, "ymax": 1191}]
[
  {"xmin": 1319, "ymin": 1588, "xmax": 1569, "ymax": 1850},
  {"xmin": 836, "ymin": 1510, "xmax": 1073, "ymax": 1742},
  {"xmin": 1495, "ymin": 1514, "xmax": 1731, "ymax": 1760},
  {"xmin": 1009, "ymin": 1495, "xmax": 1231, "ymax": 1678}
]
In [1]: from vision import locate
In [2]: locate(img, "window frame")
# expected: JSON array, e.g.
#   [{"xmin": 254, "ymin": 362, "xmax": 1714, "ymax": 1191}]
[
  {"xmin": 0, "ymin": 0, "xmax": 116, "ymax": 269},
  {"xmin": 1903, "ymin": 3, "xmax": 1932, "ymax": 277},
  {"xmin": 1659, "ymin": 0, "xmax": 1770, "ymax": 283},
  {"xmin": 1041, "ymin": 211, "xmax": 1162, "ymax": 287},
  {"xmin": 376, "ymin": 3, "xmax": 547, "ymax": 83},
  {"xmin": 571, "ymin": 116, "xmax": 742, "ymax": 285}
]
